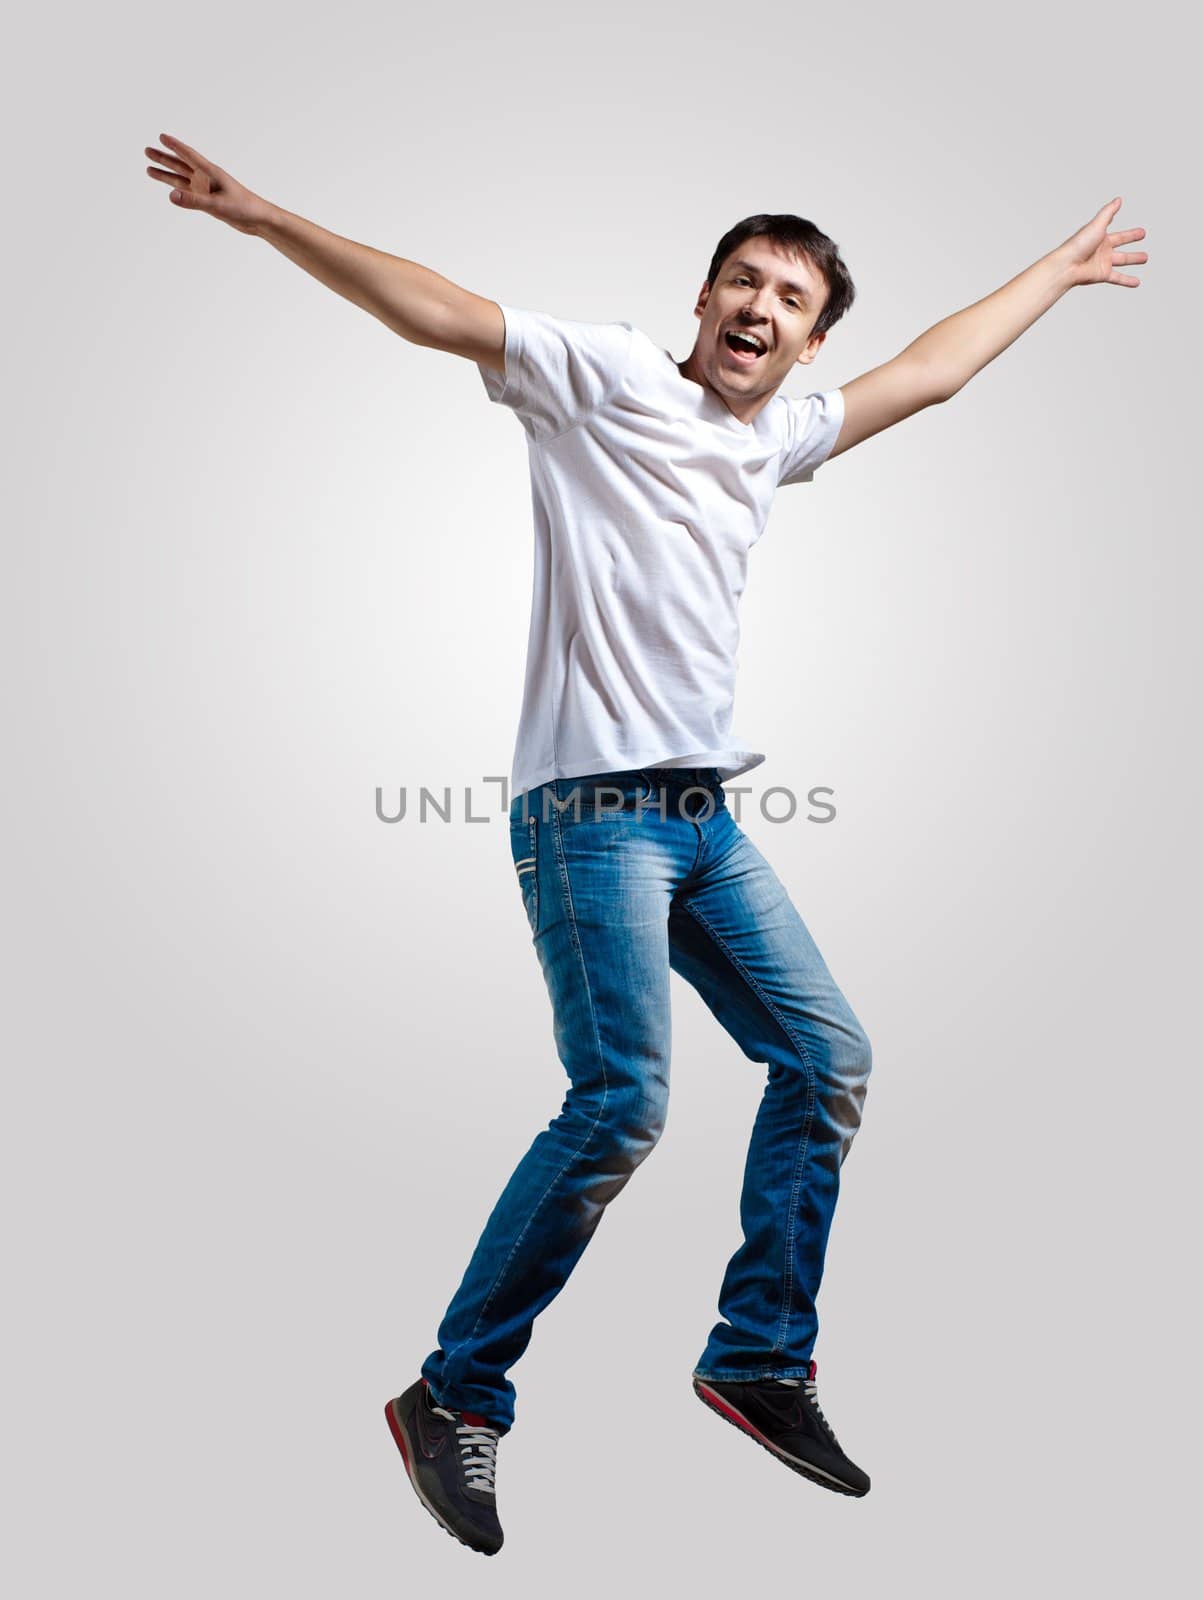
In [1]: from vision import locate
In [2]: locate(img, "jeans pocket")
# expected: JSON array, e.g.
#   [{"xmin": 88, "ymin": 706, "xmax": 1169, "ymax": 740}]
[{"xmin": 511, "ymin": 813, "xmax": 539, "ymax": 935}]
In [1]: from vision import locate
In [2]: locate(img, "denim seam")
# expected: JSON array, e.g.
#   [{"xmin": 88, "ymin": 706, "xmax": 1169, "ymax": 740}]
[
  {"xmin": 527, "ymin": 815, "xmax": 539, "ymax": 934},
  {"xmin": 463, "ymin": 796, "xmax": 610, "ymax": 1339},
  {"xmin": 680, "ymin": 896, "xmax": 818, "ymax": 1361}
]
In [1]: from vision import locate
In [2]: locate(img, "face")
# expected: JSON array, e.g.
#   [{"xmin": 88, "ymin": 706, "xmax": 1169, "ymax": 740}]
[{"xmin": 684, "ymin": 236, "xmax": 828, "ymax": 419}]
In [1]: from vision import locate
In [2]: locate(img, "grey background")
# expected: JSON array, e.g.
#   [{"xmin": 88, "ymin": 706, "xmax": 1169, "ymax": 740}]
[{"xmin": 4, "ymin": 0, "xmax": 1198, "ymax": 1593}]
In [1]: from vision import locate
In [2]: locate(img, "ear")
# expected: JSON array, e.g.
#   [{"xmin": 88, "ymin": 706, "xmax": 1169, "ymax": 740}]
[
  {"xmin": 795, "ymin": 329, "xmax": 826, "ymax": 366},
  {"xmin": 693, "ymin": 280, "xmax": 711, "ymax": 320}
]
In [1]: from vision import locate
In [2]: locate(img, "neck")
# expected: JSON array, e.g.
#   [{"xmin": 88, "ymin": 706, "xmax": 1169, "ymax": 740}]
[{"xmin": 676, "ymin": 347, "xmax": 772, "ymax": 427}]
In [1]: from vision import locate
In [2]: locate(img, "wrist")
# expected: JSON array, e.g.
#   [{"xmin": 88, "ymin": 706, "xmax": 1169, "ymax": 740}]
[
  {"xmin": 1046, "ymin": 242, "xmax": 1083, "ymax": 294},
  {"xmin": 252, "ymin": 199, "xmax": 287, "ymax": 240}
]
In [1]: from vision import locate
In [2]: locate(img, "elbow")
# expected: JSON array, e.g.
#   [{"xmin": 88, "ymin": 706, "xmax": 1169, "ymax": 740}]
[
  {"xmin": 905, "ymin": 356, "xmax": 957, "ymax": 408},
  {"xmin": 930, "ymin": 368, "xmax": 968, "ymax": 406}
]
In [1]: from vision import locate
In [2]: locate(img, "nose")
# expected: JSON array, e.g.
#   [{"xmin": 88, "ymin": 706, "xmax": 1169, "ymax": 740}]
[{"xmin": 740, "ymin": 288, "xmax": 772, "ymax": 322}]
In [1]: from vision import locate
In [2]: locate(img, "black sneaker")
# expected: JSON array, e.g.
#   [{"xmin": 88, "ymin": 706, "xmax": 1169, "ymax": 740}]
[
  {"xmin": 693, "ymin": 1360, "xmax": 870, "ymax": 1497},
  {"xmin": 384, "ymin": 1378, "xmax": 505, "ymax": 1555}
]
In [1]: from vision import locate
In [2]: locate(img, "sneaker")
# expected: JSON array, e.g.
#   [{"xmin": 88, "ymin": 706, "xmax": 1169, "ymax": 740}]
[
  {"xmin": 692, "ymin": 1360, "xmax": 870, "ymax": 1497},
  {"xmin": 384, "ymin": 1378, "xmax": 505, "ymax": 1555}
]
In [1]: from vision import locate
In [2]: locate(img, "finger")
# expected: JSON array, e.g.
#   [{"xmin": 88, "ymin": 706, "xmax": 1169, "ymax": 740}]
[
  {"xmin": 147, "ymin": 163, "xmax": 192, "ymax": 187},
  {"xmin": 159, "ymin": 132, "xmax": 215, "ymax": 174},
  {"xmin": 1112, "ymin": 251, "xmax": 1148, "ymax": 266},
  {"xmin": 1107, "ymin": 273, "xmax": 1141, "ymax": 287},
  {"xmin": 1112, "ymin": 227, "xmax": 1146, "ymax": 244},
  {"xmin": 145, "ymin": 145, "xmax": 192, "ymax": 175},
  {"xmin": 169, "ymin": 185, "xmax": 213, "ymax": 211}
]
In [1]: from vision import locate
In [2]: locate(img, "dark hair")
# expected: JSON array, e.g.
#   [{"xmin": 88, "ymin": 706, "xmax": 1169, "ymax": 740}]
[{"xmin": 705, "ymin": 213, "xmax": 855, "ymax": 337}]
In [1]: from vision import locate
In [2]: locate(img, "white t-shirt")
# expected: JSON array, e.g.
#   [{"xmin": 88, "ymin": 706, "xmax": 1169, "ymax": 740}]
[{"xmin": 478, "ymin": 303, "xmax": 844, "ymax": 800}]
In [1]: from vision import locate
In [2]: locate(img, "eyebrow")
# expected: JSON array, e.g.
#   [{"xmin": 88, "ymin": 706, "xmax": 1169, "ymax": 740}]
[{"xmin": 727, "ymin": 258, "xmax": 815, "ymax": 304}]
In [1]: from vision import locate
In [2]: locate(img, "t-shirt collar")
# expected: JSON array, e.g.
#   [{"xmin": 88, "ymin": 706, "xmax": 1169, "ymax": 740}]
[{"xmin": 665, "ymin": 348, "xmax": 766, "ymax": 434}]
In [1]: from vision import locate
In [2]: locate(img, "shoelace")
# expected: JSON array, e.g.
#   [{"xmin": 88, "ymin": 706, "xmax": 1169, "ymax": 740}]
[
  {"xmin": 430, "ymin": 1400, "xmax": 501, "ymax": 1494},
  {"xmin": 801, "ymin": 1376, "xmax": 840, "ymax": 1443}
]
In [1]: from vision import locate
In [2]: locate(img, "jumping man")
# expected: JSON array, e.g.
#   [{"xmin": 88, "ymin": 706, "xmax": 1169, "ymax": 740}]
[{"xmin": 144, "ymin": 133, "xmax": 1146, "ymax": 1556}]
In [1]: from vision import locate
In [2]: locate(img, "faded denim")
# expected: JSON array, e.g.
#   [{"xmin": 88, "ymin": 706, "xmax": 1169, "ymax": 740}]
[{"xmin": 420, "ymin": 768, "xmax": 872, "ymax": 1433}]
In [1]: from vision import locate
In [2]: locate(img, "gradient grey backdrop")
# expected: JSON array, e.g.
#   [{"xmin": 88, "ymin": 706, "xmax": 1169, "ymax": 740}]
[{"xmin": 5, "ymin": 1, "xmax": 1198, "ymax": 1594}]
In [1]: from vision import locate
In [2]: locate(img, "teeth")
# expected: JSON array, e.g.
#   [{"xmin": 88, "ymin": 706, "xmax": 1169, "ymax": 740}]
[{"xmin": 729, "ymin": 331, "xmax": 766, "ymax": 352}]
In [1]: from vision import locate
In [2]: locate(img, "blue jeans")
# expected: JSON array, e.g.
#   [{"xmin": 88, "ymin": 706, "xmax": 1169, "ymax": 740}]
[{"xmin": 420, "ymin": 768, "xmax": 872, "ymax": 1433}]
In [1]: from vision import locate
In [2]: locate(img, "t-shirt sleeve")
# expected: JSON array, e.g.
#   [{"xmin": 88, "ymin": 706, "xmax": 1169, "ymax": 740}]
[
  {"xmin": 476, "ymin": 303, "xmax": 635, "ymax": 443},
  {"xmin": 776, "ymin": 388, "xmax": 846, "ymax": 486}
]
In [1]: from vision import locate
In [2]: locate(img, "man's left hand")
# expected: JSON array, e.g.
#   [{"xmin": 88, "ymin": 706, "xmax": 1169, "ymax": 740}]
[{"xmin": 1059, "ymin": 198, "xmax": 1148, "ymax": 288}]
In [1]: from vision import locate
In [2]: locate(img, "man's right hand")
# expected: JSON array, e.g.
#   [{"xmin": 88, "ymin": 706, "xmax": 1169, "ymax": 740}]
[
  {"xmin": 145, "ymin": 133, "xmax": 272, "ymax": 235},
  {"xmin": 143, "ymin": 132, "xmax": 505, "ymax": 370}
]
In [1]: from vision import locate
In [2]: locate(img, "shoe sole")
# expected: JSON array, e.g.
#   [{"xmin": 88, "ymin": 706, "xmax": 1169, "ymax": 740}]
[
  {"xmin": 383, "ymin": 1397, "xmax": 502, "ymax": 1555},
  {"xmin": 692, "ymin": 1378, "xmax": 869, "ymax": 1498}
]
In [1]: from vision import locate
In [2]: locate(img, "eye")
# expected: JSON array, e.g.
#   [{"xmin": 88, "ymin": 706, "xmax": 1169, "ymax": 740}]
[{"xmin": 785, "ymin": 298, "xmax": 800, "ymax": 308}]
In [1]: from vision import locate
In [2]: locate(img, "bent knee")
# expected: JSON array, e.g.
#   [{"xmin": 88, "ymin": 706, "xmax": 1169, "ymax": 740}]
[
  {"xmin": 612, "ymin": 1090, "xmax": 669, "ymax": 1164},
  {"xmin": 827, "ymin": 1011, "xmax": 871, "ymax": 1084},
  {"xmin": 560, "ymin": 1081, "xmax": 668, "ymax": 1164},
  {"xmin": 849, "ymin": 1024, "xmax": 872, "ymax": 1085},
  {"xmin": 824, "ymin": 1020, "xmax": 871, "ymax": 1129}
]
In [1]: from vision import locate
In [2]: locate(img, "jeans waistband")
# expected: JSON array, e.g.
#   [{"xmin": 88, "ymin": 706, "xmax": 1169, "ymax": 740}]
[{"xmin": 642, "ymin": 767, "xmax": 723, "ymax": 788}]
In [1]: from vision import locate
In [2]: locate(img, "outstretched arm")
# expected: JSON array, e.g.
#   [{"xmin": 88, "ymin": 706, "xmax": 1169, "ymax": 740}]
[
  {"xmin": 826, "ymin": 198, "xmax": 1148, "ymax": 461},
  {"xmin": 144, "ymin": 133, "xmax": 505, "ymax": 371}
]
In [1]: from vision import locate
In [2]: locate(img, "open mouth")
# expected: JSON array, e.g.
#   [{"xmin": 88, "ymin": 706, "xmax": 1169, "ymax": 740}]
[{"xmin": 723, "ymin": 330, "xmax": 768, "ymax": 364}]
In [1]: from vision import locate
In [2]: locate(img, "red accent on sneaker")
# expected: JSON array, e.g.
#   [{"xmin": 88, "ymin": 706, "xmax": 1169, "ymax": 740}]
[
  {"xmin": 698, "ymin": 1383, "xmax": 770, "ymax": 1443},
  {"xmin": 807, "ymin": 1359, "xmax": 818, "ymax": 1381},
  {"xmin": 384, "ymin": 1398, "xmax": 412, "ymax": 1467}
]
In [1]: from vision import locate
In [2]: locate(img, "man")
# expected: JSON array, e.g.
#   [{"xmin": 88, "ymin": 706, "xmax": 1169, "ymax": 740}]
[{"xmin": 145, "ymin": 133, "xmax": 1147, "ymax": 1556}]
